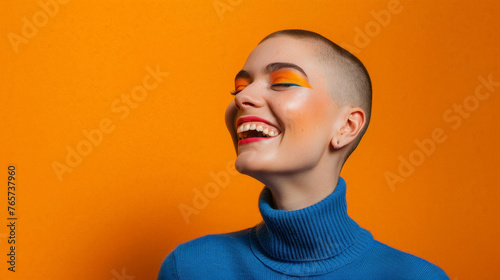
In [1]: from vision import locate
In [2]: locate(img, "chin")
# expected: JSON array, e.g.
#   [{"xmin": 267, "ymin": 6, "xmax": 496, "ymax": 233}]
[
  {"xmin": 235, "ymin": 156, "xmax": 294, "ymax": 184},
  {"xmin": 235, "ymin": 154, "xmax": 273, "ymax": 177},
  {"xmin": 234, "ymin": 155, "xmax": 259, "ymax": 175}
]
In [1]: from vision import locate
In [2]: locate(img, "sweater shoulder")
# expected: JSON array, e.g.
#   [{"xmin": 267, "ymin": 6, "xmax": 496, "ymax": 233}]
[
  {"xmin": 157, "ymin": 227, "xmax": 253, "ymax": 280},
  {"xmin": 176, "ymin": 227, "xmax": 251, "ymax": 254},
  {"xmin": 364, "ymin": 239, "xmax": 450, "ymax": 279}
]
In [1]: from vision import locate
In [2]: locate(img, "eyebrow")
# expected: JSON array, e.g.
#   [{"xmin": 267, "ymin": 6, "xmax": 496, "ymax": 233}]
[{"xmin": 234, "ymin": 62, "xmax": 308, "ymax": 81}]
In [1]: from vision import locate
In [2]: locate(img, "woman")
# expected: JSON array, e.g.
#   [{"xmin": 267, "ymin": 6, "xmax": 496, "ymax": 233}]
[{"xmin": 158, "ymin": 29, "xmax": 449, "ymax": 279}]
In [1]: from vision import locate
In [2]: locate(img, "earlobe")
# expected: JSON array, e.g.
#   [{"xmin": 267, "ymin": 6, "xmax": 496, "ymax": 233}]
[
  {"xmin": 331, "ymin": 108, "xmax": 366, "ymax": 150},
  {"xmin": 330, "ymin": 129, "xmax": 344, "ymax": 150},
  {"xmin": 332, "ymin": 139, "xmax": 341, "ymax": 150}
]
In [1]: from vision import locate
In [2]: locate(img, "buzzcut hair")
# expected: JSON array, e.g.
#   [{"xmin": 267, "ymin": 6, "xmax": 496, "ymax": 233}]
[{"xmin": 258, "ymin": 29, "xmax": 372, "ymax": 160}]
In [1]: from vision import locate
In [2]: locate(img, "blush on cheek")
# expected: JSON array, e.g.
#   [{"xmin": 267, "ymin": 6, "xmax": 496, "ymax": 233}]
[{"xmin": 290, "ymin": 97, "xmax": 333, "ymax": 140}]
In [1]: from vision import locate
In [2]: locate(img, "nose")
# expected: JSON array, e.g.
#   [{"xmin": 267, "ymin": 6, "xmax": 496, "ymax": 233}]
[{"xmin": 234, "ymin": 84, "xmax": 264, "ymax": 110}]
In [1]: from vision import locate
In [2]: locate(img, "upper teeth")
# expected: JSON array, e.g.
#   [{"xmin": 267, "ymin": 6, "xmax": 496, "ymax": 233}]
[{"xmin": 237, "ymin": 122, "xmax": 280, "ymax": 138}]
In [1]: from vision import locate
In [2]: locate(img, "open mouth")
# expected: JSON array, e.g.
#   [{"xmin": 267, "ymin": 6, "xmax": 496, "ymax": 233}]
[{"xmin": 237, "ymin": 122, "xmax": 281, "ymax": 142}]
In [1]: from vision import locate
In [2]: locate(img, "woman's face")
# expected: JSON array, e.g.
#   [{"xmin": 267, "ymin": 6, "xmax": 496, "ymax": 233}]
[{"xmin": 225, "ymin": 36, "xmax": 343, "ymax": 177}]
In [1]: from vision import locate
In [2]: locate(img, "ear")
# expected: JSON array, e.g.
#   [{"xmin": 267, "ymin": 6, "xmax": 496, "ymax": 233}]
[{"xmin": 331, "ymin": 107, "xmax": 366, "ymax": 150}]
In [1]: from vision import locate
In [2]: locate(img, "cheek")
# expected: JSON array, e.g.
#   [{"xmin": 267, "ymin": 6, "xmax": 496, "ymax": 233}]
[
  {"xmin": 278, "ymin": 92, "xmax": 332, "ymax": 140},
  {"xmin": 225, "ymin": 101, "xmax": 237, "ymax": 136}
]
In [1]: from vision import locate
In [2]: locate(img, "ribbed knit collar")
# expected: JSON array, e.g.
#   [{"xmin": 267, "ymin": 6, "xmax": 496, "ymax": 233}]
[{"xmin": 249, "ymin": 177, "xmax": 374, "ymax": 276}]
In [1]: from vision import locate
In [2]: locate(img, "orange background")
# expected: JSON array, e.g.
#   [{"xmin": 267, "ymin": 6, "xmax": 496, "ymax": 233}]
[{"xmin": 1, "ymin": 0, "xmax": 499, "ymax": 279}]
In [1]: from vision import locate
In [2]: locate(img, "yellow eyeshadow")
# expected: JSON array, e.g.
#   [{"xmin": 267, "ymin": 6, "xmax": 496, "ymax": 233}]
[
  {"xmin": 270, "ymin": 69, "xmax": 312, "ymax": 89},
  {"xmin": 235, "ymin": 78, "xmax": 249, "ymax": 91}
]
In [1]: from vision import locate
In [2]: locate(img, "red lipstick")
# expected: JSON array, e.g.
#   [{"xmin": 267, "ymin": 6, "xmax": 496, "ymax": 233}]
[
  {"xmin": 236, "ymin": 116, "xmax": 278, "ymax": 128},
  {"xmin": 236, "ymin": 116, "xmax": 280, "ymax": 146},
  {"xmin": 238, "ymin": 137, "xmax": 272, "ymax": 145}
]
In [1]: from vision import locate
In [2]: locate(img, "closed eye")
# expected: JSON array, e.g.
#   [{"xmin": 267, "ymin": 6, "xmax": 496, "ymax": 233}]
[
  {"xmin": 271, "ymin": 82, "xmax": 301, "ymax": 89},
  {"xmin": 271, "ymin": 83, "xmax": 301, "ymax": 87}
]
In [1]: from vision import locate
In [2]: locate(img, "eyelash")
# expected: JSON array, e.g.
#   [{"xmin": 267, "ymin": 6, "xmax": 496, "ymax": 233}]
[
  {"xmin": 230, "ymin": 83, "xmax": 300, "ymax": 95},
  {"xmin": 272, "ymin": 82, "xmax": 300, "ymax": 87}
]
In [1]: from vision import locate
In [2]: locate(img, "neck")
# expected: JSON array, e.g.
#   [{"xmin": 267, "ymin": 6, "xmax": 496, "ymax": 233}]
[
  {"xmin": 250, "ymin": 176, "xmax": 374, "ymax": 276},
  {"xmin": 253, "ymin": 159, "xmax": 343, "ymax": 211}
]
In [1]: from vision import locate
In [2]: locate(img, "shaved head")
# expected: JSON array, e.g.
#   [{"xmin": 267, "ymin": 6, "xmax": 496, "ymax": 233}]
[{"xmin": 259, "ymin": 29, "xmax": 372, "ymax": 159}]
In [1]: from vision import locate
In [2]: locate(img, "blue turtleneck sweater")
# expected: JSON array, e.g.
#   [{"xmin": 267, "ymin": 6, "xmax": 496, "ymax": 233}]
[{"xmin": 158, "ymin": 177, "xmax": 449, "ymax": 279}]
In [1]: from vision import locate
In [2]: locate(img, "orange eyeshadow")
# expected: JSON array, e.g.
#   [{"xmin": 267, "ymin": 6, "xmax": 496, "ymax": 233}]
[
  {"xmin": 269, "ymin": 69, "xmax": 312, "ymax": 89},
  {"xmin": 234, "ymin": 78, "xmax": 250, "ymax": 91}
]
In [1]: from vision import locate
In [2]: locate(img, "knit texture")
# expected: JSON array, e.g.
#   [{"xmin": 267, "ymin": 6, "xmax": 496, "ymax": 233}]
[{"xmin": 158, "ymin": 177, "xmax": 449, "ymax": 279}]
